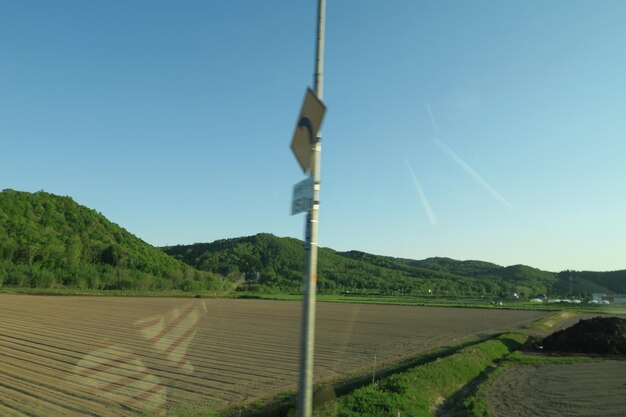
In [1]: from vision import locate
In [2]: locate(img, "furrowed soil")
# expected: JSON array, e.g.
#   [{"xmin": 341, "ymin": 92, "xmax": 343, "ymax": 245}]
[
  {"xmin": 0, "ymin": 295, "xmax": 546, "ymax": 416},
  {"xmin": 486, "ymin": 316, "xmax": 626, "ymax": 417},
  {"xmin": 486, "ymin": 361, "xmax": 626, "ymax": 417}
]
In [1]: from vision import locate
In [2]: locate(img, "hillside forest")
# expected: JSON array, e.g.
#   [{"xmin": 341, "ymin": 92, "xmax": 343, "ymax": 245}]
[{"xmin": 1, "ymin": 189, "xmax": 624, "ymax": 297}]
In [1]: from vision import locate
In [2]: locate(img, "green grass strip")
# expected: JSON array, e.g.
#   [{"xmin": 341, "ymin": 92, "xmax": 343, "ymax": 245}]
[{"xmin": 313, "ymin": 333, "xmax": 527, "ymax": 417}]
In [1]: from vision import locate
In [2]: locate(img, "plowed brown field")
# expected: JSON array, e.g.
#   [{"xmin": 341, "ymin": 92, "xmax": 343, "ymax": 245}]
[
  {"xmin": 486, "ymin": 361, "xmax": 626, "ymax": 417},
  {"xmin": 0, "ymin": 295, "xmax": 546, "ymax": 416}
]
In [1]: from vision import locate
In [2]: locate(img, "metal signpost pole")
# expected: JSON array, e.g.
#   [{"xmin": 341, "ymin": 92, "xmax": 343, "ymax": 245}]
[{"xmin": 297, "ymin": 1, "xmax": 325, "ymax": 417}]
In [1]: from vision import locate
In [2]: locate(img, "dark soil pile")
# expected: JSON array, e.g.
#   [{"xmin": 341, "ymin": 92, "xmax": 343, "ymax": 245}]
[{"xmin": 541, "ymin": 317, "xmax": 626, "ymax": 355}]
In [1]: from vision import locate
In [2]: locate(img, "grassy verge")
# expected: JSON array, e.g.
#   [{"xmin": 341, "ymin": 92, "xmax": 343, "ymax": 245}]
[
  {"xmin": 212, "ymin": 338, "xmax": 492, "ymax": 417},
  {"xmin": 311, "ymin": 333, "xmax": 527, "ymax": 417},
  {"xmin": 231, "ymin": 292, "xmax": 626, "ymax": 315},
  {"xmin": 523, "ymin": 310, "xmax": 577, "ymax": 332}
]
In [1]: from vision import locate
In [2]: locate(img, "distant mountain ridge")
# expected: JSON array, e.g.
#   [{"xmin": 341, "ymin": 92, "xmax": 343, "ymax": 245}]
[
  {"xmin": 404, "ymin": 257, "xmax": 502, "ymax": 276},
  {"xmin": 1, "ymin": 189, "xmax": 623, "ymax": 296},
  {"xmin": 163, "ymin": 233, "xmax": 624, "ymax": 297}
]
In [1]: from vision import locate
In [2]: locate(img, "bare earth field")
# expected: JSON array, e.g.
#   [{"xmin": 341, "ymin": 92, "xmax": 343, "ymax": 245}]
[
  {"xmin": 0, "ymin": 295, "xmax": 546, "ymax": 416},
  {"xmin": 486, "ymin": 361, "xmax": 626, "ymax": 417}
]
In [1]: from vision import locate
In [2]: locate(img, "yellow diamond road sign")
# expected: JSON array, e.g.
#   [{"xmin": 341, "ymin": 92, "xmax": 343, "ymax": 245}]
[{"xmin": 291, "ymin": 88, "xmax": 326, "ymax": 172}]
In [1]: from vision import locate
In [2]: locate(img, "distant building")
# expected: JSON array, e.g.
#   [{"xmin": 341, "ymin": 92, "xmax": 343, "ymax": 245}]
[{"xmin": 612, "ymin": 295, "xmax": 626, "ymax": 304}]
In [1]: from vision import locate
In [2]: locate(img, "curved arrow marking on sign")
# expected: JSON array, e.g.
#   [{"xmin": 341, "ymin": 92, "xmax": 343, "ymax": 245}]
[
  {"xmin": 298, "ymin": 116, "xmax": 316, "ymax": 144},
  {"xmin": 291, "ymin": 88, "xmax": 325, "ymax": 172}
]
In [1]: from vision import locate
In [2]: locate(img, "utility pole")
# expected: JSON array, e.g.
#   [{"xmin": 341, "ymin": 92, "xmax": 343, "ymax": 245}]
[{"xmin": 297, "ymin": 1, "xmax": 325, "ymax": 417}]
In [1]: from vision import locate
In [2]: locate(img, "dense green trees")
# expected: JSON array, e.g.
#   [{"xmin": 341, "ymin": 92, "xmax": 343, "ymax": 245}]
[
  {"xmin": 164, "ymin": 234, "xmax": 304, "ymax": 293},
  {"xmin": 0, "ymin": 189, "xmax": 220, "ymax": 291},
  {"xmin": 164, "ymin": 234, "xmax": 573, "ymax": 297},
  {"xmin": 554, "ymin": 269, "xmax": 626, "ymax": 296},
  {"xmin": 2, "ymin": 189, "xmax": 622, "ymax": 297}
]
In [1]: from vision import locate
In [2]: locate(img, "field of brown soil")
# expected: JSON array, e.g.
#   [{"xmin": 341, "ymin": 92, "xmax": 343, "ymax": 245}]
[
  {"xmin": 486, "ymin": 361, "xmax": 626, "ymax": 417},
  {"xmin": 0, "ymin": 295, "xmax": 546, "ymax": 416}
]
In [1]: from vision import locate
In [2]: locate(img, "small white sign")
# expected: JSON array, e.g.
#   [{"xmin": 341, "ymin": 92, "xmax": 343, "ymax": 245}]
[{"xmin": 291, "ymin": 176, "xmax": 314, "ymax": 215}]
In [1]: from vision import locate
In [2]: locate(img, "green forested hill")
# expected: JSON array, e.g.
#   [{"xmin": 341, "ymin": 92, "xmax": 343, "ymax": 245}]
[
  {"xmin": 0, "ymin": 189, "xmax": 219, "ymax": 291},
  {"xmin": 402, "ymin": 257, "xmax": 502, "ymax": 276},
  {"xmin": 163, "ymin": 234, "xmax": 563, "ymax": 297},
  {"xmin": 2, "ymin": 189, "xmax": 622, "ymax": 297},
  {"xmin": 554, "ymin": 270, "xmax": 626, "ymax": 295}
]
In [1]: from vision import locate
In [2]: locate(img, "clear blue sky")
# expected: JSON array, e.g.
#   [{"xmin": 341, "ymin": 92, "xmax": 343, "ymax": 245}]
[{"xmin": 2, "ymin": 1, "xmax": 625, "ymax": 272}]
